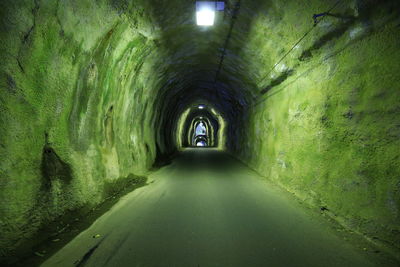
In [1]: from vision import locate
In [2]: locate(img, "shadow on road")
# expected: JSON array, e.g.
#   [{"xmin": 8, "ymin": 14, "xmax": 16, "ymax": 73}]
[{"xmin": 172, "ymin": 148, "xmax": 244, "ymax": 173}]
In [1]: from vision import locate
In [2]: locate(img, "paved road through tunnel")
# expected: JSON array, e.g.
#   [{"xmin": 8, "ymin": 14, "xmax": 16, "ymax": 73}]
[{"xmin": 42, "ymin": 149, "xmax": 393, "ymax": 267}]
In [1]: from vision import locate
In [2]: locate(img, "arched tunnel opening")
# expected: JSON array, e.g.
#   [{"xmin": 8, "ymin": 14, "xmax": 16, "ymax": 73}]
[
  {"xmin": 176, "ymin": 103, "xmax": 227, "ymax": 151},
  {"xmin": 191, "ymin": 118, "xmax": 211, "ymax": 147},
  {"xmin": 0, "ymin": 0, "xmax": 399, "ymax": 266},
  {"xmin": 179, "ymin": 104, "xmax": 221, "ymax": 148}
]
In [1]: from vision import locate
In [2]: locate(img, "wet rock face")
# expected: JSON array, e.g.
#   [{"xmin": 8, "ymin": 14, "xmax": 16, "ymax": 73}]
[{"xmin": 0, "ymin": 0, "xmax": 399, "ymax": 257}]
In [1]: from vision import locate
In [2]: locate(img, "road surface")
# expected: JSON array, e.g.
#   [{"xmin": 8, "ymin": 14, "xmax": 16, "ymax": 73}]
[{"xmin": 42, "ymin": 149, "xmax": 392, "ymax": 267}]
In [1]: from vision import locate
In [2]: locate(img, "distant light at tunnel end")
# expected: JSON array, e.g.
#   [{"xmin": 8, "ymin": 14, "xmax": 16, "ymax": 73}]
[{"xmin": 198, "ymin": 104, "xmax": 205, "ymax": 109}]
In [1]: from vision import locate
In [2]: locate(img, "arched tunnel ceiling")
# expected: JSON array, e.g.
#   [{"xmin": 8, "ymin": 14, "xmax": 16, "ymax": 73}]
[
  {"xmin": 137, "ymin": 0, "xmax": 271, "ymax": 154},
  {"xmin": 147, "ymin": 0, "xmax": 259, "ymax": 105}
]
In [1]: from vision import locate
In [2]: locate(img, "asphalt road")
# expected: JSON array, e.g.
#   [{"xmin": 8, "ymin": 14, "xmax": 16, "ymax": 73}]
[{"xmin": 42, "ymin": 149, "xmax": 392, "ymax": 267}]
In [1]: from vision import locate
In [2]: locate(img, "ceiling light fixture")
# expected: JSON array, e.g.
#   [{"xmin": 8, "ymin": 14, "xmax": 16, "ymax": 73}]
[{"xmin": 196, "ymin": 1, "xmax": 225, "ymax": 26}]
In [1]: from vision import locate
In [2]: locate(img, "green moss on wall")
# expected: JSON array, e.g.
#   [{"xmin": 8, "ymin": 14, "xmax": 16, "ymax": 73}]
[
  {"xmin": 0, "ymin": 0, "xmax": 162, "ymax": 255},
  {"xmin": 240, "ymin": 0, "xmax": 400, "ymax": 253}
]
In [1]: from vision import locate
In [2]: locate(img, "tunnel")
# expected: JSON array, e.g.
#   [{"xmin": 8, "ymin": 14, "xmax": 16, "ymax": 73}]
[
  {"xmin": 192, "ymin": 119, "xmax": 210, "ymax": 147},
  {"xmin": 180, "ymin": 104, "xmax": 221, "ymax": 148},
  {"xmin": 0, "ymin": 0, "xmax": 399, "ymax": 266}
]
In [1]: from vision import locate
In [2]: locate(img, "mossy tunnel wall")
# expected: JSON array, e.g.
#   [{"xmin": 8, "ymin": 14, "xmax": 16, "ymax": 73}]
[{"xmin": 0, "ymin": 0, "xmax": 399, "ymax": 257}]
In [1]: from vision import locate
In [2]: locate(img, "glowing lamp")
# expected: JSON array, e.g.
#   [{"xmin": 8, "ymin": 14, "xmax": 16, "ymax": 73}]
[
  {"xmin": 196, "ymin": 9, "xmax": 215, "ymax": 26},
  {"xmin": 196, "ymin": 1, "xmax": 224, "ymax": 26}
]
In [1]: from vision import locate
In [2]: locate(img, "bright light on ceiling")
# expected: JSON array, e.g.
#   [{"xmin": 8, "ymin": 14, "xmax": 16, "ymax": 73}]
[
  {"xmin": 196, "ymin": 1, "xmax": 224, "ymax": 26},
  {"xmin": 196, "ymin": 9, "xmax": 215, "ymax": 26}
]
